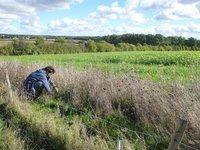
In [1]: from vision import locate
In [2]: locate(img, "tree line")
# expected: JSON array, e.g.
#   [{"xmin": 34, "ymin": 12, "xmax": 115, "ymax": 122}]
[
  {"xmin": 1, "ymin": 33, "xmax": 200, "ymax": 47},
  {"xmin": 101, "ymin": 34, "xmax": 200, "ymax": 48},
  {"xmin": 0, "ymin": 35, "xmax": 200, "ymax": 55}
]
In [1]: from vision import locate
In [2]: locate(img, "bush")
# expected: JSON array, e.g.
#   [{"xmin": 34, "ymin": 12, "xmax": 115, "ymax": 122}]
[
  {"xmin": 116, "ymin": 43, "xmax": 137, "ymax": 51},
  {"xmin": 41, "ymin": 42, "xmax": 82, "ymax": 54},
  {"xmin": 0, "ymin": 44, "xmax": 13, "ymax": 55},
  {"xmin": 96, "ymin": 40, "xmax": 115, "ymax": 52},
  {"xmin": 85, "ymin": 40, "xmax": 97, "ymax": 52},
  {"xmin": 12, "ymin": 38, "xmax": 39, "ymax": 55},
  {"xmin": 35, "ymin": 36, "xmax": 45, "ymax": 46}
]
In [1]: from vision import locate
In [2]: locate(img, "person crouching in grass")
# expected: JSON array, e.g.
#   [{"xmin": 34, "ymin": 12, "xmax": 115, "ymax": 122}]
[{"xmin": 23, "ymin": 66, "xmax": 58, "ymax": 99}]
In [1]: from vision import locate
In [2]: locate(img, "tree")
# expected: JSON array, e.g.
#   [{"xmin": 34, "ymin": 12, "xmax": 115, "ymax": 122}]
[{"xmin": 185, "ymin": 37, "xmax": 197, "ymax": 47}]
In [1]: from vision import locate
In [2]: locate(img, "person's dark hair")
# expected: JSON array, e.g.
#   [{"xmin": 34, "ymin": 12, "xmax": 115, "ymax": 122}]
[{"xmin": 43, "ymin": 66, "xmax": 55, "ymax": 74}]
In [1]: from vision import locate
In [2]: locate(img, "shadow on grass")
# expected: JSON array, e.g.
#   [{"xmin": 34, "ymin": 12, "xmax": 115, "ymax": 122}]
[{"xmin": 0, "ymin": 103, "xmax": 67, "ymax": 150}]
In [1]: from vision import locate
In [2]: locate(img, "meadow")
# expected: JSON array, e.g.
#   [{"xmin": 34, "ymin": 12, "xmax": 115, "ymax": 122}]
[{"xmin": 1, "ymin": 51, "xmax": 200, "ymax": 83}]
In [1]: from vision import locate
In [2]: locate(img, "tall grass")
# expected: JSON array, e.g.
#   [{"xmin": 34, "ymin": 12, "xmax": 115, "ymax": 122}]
[{"xmin": 0, "ymin": 68, "xmax": 141, "ymax": 149}]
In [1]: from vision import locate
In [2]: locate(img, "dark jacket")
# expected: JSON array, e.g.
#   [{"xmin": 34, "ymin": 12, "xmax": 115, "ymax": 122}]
[{"xmin": 23, "ymin": 69, "xmax": 52, "ymax": 95}]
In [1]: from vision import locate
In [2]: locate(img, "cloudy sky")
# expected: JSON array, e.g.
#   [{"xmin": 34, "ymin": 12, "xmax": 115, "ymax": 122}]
[{"xmin": 0, "ymin": 0, "xmax": 200, "ymax": 38}]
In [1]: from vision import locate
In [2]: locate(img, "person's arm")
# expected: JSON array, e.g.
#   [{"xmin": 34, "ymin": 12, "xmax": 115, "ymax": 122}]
[
  {"xmin": 48, "ymin": 79, "xmax": 59, "ymax": 93},
  {"xmin": 41, "ymin": 76, "xmax": 52, "ymax": 94}
]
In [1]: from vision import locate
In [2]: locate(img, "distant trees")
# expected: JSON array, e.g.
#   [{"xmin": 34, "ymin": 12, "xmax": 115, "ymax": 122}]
[
  {"xmin": 185, "ymin": 37, "xmax": 197, "ymax": 47},
  {"xmin": 102, "ymin": 34, "xmax": 200, "ymax": 49},
  {"xmin": 1, "ymin": 33, "xmax": 200, "ymax": 56}
]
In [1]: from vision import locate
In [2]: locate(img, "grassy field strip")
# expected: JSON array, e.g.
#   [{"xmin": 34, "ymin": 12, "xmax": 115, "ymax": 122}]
[
  {"xmin": 1, "ymin": 51, "xmax": 200, "ymax": 82},
  {"xmin": 0, "ymin": 118, "xmax": 27, "ymax": 150},
  {"xmin": 0, "ymin": 97, "xmax": 121, "ymax": 150}
]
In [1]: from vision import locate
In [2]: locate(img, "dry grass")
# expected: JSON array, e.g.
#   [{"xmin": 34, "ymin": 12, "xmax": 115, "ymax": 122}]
[{"xmin": 0, "ymin": 62, "xmax": 200, "ymax": 146}]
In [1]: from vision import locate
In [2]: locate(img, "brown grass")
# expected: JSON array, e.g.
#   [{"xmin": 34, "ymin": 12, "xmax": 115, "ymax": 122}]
[{"xmin": 0, "ymin": 62, "xmax": 199, "ymax": 145}]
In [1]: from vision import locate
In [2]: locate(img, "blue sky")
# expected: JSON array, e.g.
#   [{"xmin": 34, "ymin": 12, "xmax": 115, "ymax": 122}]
[{"xmin": 0, "ymin": 0, "xmax": 200, "ymax": 38}]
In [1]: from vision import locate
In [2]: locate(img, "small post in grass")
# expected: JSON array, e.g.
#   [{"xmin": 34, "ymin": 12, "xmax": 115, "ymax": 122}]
[
  {"xmin": 168, "ymin": 117, "xmax": 188, "ymax": 150},
  {"xmin": 116, "ymin": 137, "xmax": 122, "ymax": 150},
  {"xmin": 5, "ymin": 70, "xmax": 13, "ymax": 102}
]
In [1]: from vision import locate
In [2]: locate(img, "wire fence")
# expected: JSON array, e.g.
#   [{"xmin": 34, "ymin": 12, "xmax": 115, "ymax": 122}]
[
  {"xmin": 57, "ymin": 102, "xmax": 199, "ymax": 150},
  {"xmin": 57, "ymin": 103, "xmax": 160, "ymax": 150}
]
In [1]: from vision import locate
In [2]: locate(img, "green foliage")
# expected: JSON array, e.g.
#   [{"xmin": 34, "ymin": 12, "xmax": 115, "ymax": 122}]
[
  {"xmin": 102, "ymin": 33, "xmax": 200, "ymax": 49},
  {"xmin": 35, "ymin": 36, "xmax": 45, "ymax": 46},
  {"xmin": 12, "ymin": 38, "xmax": 39, "ymax": 55},
  {"xmin": 55, "ymin": 37, "xmax": 65, "ymax": 43},
  {"xmin": 0, "ymin": 37, "xmax": 200, "ymax": 56},
  {"xmin": 85, "ymin": 39, "xmax": 97, "ymax": 52},
  {"xmin": 96, "ymin": 40, "xmax": 116, "ymax": 52},
  {"xmin": 116, "ymin": 43, "xmax": 137, "ymax": 51},
  {"xmin": 41, "ymin": 42, "xmax": 82, "ymax": 54},
  {"xmin": 0, "ymin": 43, "xmax": 13, "ymax": 55}
]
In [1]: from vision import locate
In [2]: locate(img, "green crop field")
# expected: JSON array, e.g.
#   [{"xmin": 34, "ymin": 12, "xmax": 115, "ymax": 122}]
[{"xmin": 1, "ymin": 51, "xmax": 200, "ymax": 83}]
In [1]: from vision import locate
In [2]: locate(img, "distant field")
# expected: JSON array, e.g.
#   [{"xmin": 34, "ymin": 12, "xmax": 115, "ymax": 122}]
[
  {"xmin": 0, "ymin": 40, "xmax": 12, "ymax": 47},
  {"xmin": 0, "ymin": 39, "xmax": 54, "ymax": 46},
  {"xmin": 1, "ymin": 51, "xmax": 200, "ymax": 83}
]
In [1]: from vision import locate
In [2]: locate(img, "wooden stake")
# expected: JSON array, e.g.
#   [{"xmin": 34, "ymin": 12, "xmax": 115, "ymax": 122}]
[
  {"xmin": 116, "ymin": 138, "xmax": 122, "ymax": 150},
  {"xmin": 5, "ymin": 70, "xmax": 13, "ymax": 102},
  {"xmin": 168, "ymin": 118, "xmax": 188, "ymax": 150}
]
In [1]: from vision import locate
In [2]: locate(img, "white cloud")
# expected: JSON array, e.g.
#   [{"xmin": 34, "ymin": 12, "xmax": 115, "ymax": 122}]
[
  {"xmin": 140, "ymin": 0, "xmax": 174, "ymax": 9},
  {"xmin": 0, "ymin": 0, "xmax": 84, "ymax": 23},
  {"xmin": 0, "ymin": 0, "xmax": 83, "ymax": 15},
  {"xmin": 48, "ymin": 17, "xmax": 96, "ymax": 36},
  {"xmin": 125, "ymin": 0, "xmax": 140, "ymax": 10},
  {"xmin": 0, "ymin": 13, "xmax": 18, "ymax": 20},
  {"xmin": 89, "ymin": 1, "xmax": 147, "ymax": 24},
  {"xmin": 155, "ymin": 22, "xmax": 200, "ymax": 38},
  {"xmin": 179, "ymin": 0, "xmax": 200, "ymax": 4},
  {"xmin": 17, "ymin": 0, "xmax": 84, "ymax": 11},
  {"xmin": 0, "ymin": 0, "xmax": 36, "ymax": 16},
  {"xmin": 170, "ymin": 3, "xmax": 200, "ymax": 19},
  {"xmin": 153, "ymin": 0, "xmax": 200, "ymax": 20},
  {"xmin": 0, "ymin": 0, "xmax": 84, "ymax": 34},
  {"xmin": 19, "ymin": 16, "xmax": 47, "ymax": 34},
  {"xmin": 0, "ymin": 20, "xmax": 18, "ymax": 34}
]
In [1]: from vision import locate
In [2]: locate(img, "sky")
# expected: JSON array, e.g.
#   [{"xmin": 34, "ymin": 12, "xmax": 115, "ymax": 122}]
[{"xmin": 0, "ymin": 0, "xmax": 200, "ymax": 38}]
